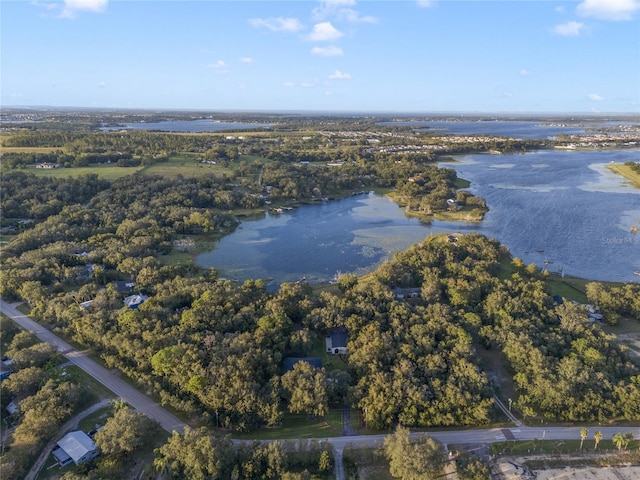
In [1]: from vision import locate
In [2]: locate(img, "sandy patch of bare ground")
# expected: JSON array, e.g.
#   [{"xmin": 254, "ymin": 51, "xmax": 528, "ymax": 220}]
[
  {"xmin": 497, "ymin": 453, "xmax": 640, "ymax": 480},
  {"xmin": 534, "ymin": 465, "xmax": 640, "ymax": 479}
]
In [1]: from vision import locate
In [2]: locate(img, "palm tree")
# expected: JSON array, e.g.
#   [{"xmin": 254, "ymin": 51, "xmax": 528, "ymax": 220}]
[
  {"xmin": 580, "ymin": 428, "xmax": 588, "ymax": 450},
  {"xmin": 613, "ymin": 432, "xmax": 625, "ymax": 452},
  {"xmin": 624, "ymin": 432, "xmax": 634, "ymax": 450},
  {"xmin": 594, "ymin": 431, "xmax": 603, "ymax": 450}
]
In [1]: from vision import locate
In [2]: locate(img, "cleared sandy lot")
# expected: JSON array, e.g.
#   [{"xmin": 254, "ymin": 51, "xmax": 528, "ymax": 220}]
[{"xmin": 535, "ymin": 465, "xmax": 640, "ymax": 479}]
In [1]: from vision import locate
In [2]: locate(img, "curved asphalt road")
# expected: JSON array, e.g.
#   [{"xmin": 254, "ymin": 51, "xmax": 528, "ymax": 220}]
[
  {"xmin": 4, "ymin": 300, "xmax": 640, "ymax": 480},
  {"xmin": 0, "ymin": 300, "xmax": 185, "ymax": 434}
]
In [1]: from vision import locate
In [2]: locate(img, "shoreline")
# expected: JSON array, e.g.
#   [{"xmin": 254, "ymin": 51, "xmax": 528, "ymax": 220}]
[{"xmin": 607, "ymin": 163, "xmax": 640, "ymax": 189}]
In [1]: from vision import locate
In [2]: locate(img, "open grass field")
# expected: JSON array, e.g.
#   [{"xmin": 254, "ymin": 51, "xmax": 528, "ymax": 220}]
[
  {"xmin": 491, "ymin": 439, "xmax": 640, "ymax": 457},
  {"xmin": 140, "ymin": 152, "xmax": 272, "ymax": 180},
  {"xmin": 0, "ymin": 146, "xmax": 63, "ymax": 153},
  {"xmin": 18, "ymin": 164, "xmax": 143, "ymax": 180},
  {"xmin": 139, "ymin": 154, "xmax": 235, "ymax": 178},
  {"xmin": 233, "ymin": 410, "xmax": 343, "ymax": 440},
  {"xmin": 545, "ymin": 273, "xmax": 589, "ymax": 303},
  {"xmin": 607, "ymin": 164, "xmax": 640, "ymax": 188},
  {"xmin": 344, "ymin": 447, "xmax": 392, "ymax": 480}
]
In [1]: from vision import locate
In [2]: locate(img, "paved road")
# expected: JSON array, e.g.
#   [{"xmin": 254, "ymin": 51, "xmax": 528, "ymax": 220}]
[
  {"xmin": 319, "ymin": 425, "xmax": 640, "ymax": 451},
  {"xmin": 0, "ymin": 300, "xmax": 185, "ymax": 434},
  {"xmin": 5, "ymin": 301, "xmax": 640, "ymax": 479}
]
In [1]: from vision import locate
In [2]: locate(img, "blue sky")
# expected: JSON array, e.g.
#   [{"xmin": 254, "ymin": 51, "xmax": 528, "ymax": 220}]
[{"xmin": 2, "ymin": 0, "xmax": 639, "ymax": 113}]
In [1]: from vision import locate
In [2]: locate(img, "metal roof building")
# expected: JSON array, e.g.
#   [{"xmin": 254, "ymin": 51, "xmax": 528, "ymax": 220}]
[{"xmin": 53, "ymin": 431, "xmax": 99, "ymax": 466}]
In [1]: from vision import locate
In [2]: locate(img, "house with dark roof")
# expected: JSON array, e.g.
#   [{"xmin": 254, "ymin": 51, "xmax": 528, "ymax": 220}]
[
  {"xmin": 325, "ymin": 328, "xmax": 348, "ymax": 355},
  {"xmin": 283, "ymin": 357, "xmax": 322, "ymax": 373},
  {"xmin": 0, "ymin": 360, "xmax": 12, "ymax": 382},
  {"xmin": 111, "ymin": 280, "xmax": 136, "ymax": 293},
  {"xmin": 392, "ymin": 287, "xmax": 421, "ymax": 300}
]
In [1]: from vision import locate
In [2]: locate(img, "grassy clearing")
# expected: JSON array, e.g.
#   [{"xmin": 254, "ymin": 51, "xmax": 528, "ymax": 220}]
[
  {"xmin": 491, "ymin": 438, "xmax": 640, "ymax": 457},
  {"xmin": 0, "ymin": 146, "xmax": 63, "ymax": 153},
  {"xmin": 140, "ymin": 154, "xmax": 230, "ymax": 178},
  {"xmin": 455, "ymin": 177, "xmax": 471, "ymax": 188},
  {"xmin": 344, "ymin": 447, "xmax": 391, "ymax": 480},
  {"xmin": 19, "ymin": 165, "xmax": 142, "ymax": 181},
  {"xmin": 233, "ymin": 410, "xmax": 343, "ymax": 440},
  {"xmin": 433, "ymin": 207, "xmax": 485, "ymax": 222},
  {"xmin": 142, "ymin": 153, "xmax": 269, "ymax": 180},
  {"xmin": 159, "ymin": 235, "xmax": 222, "ymax": 266},
  {"xmin": 545, "ymin": 274, "xmax": 589, "ymax": 303},
  {"xmin": 77, "ymin": 405, "xmax": 114, "ymax": 433},
  {"xmin": 239, "ymin": 154, "xmax": 271, "ymax": 164},
  {"xmin": 608, "ymin": 163, "xmax": 640, "ymax": 188},
  {"xmin": 62, "ymin": 365, "xmax": 117, "ymax": 401}
]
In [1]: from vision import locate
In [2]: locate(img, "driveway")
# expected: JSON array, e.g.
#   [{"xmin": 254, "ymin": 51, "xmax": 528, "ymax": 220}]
[
  {"xmin": 5, "ymin": 300, "xmax": 640, "ymax": 479},
  {"xmin": 0, "ymin": 300, "xmax": 185, "ymax": 434}
]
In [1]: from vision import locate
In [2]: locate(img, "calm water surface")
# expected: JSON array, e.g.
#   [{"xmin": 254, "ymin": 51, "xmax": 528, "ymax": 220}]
[
  {"xmin": 197, "ymin": 149, "xmax": 640, "ymax": 285},
  {"xmin": 377, "ymin": 120, "xmax": 631, "ymax": 139},
  {"xmin": 197, "ymin": 194, "xmax": 447, "ymax": 285},
  {"xmin": 439, "ymin": 149, "xmax": 640, "ymax": 283}
]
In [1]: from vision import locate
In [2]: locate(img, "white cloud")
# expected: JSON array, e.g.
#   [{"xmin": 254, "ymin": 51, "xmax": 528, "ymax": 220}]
[
  {"xmin": 337, "ymin": 8, "xmax": 378, "ymax": 23},
  {"xmin": 329, "ymin": 70, "xmax": 351, "ymax": 79},
  {"xmin": 307, "ymin": 22, "xmax": 344, "ymax": 41},
  {"xmin": 587, "ymin": 93, "xmax": 604, "ymax": 101},
  {"xmin": 208, "ymin": 60, "xmax": 227, "ymax": 73},
  {"xmin": 249, "ymin": 17, "xmax": 304, "ymax": 32},
  {"xmin": 416, "ymin": 0, "xmax": 435, "ymax": 7},
  {"xmin": 98, "ymin": 81, "xmax": 107, "ymax": 88},
  {"xmin": 519, "ymin": 69, "xmax": 531, "ymax": 76},
  {"xmin": 301, "ymin": 81, "xmax": 317, "ymax": 87},
  {"xmin": 555, "ymin": 5, "xmax": 566, "ymax": 13},
  {"xmin": 312, "ymin": 0, "xmax": 377, "ymax": 23},
  {"xmin": 31, "ymin": 1, "xmax": 58, "ymax": 11},
  {"xmin": 577, "ymin": 0, "xmax": 640, "ymax": 20},
  {"xmin": 283, "ymin": 82, "xmax": 295, "ymax": 87},
  {"xmin": 553, "ymin": 21, "xmax": 585, "ymax": 35},
  {"xmin": 311, "ymin": 45, "xmax": 344, "ymax": 56},
  {"xmin": 240, "ymin": 57, "xmax": 253, "ymax": 64},
  {"xmin": 312, "ymin": 0, "xmax": 355, "ymax": 20},
  {"xmin": 60, "ymin": 0, "xmax": 108, "ymax": 18}
]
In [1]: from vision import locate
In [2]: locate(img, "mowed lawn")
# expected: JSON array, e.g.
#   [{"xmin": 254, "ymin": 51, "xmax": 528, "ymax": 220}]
[
  {"xmin": 0, "ymin": 146, "xmax": 63, "ymax": 153},
  {"xmin": 139, "ymin": 155, "xmax": 234, "ymax": 178},
  {"xmin": 3, "ymin": 151, "xmax": 271, "ymax": 181},
  {"xmin": 12, "ymin": 164, "xmax": 143, "ymax": 181}
]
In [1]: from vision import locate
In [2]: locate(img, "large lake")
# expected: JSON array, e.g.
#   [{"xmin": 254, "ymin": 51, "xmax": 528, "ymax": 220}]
[
  {"xmin": 377, "ymin": 120, "xmax": 632, "ymax": 139},
  {"xmin": 197, "ymin": 148, "xmax": 640, "ymax": 285}
]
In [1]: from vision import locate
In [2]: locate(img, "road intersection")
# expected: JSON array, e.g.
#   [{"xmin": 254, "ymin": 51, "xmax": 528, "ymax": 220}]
[{"xmin": 3, "ymin": 299, "xmax": 639, "ymax": 479}]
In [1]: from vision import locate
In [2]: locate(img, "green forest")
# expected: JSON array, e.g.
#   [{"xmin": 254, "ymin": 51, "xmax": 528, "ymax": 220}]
[{"xmin": 1, "ymin": 113, "xmax": 640, "ymax": 479}]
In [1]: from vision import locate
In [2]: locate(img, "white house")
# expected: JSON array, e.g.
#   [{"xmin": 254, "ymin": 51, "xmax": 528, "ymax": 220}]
[
  {"xmin": 53, "ymin": 431, "xmax": 99, "ymax": 466},
  {"xmin": 123, "ymin": 293, "xmax": 148, "ymax": 309}
]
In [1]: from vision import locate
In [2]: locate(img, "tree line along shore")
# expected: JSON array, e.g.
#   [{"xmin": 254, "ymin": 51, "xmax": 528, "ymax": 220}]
[{"xmin": 1, "ymin": 112, "xmax": 639, "ymax": 479}]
